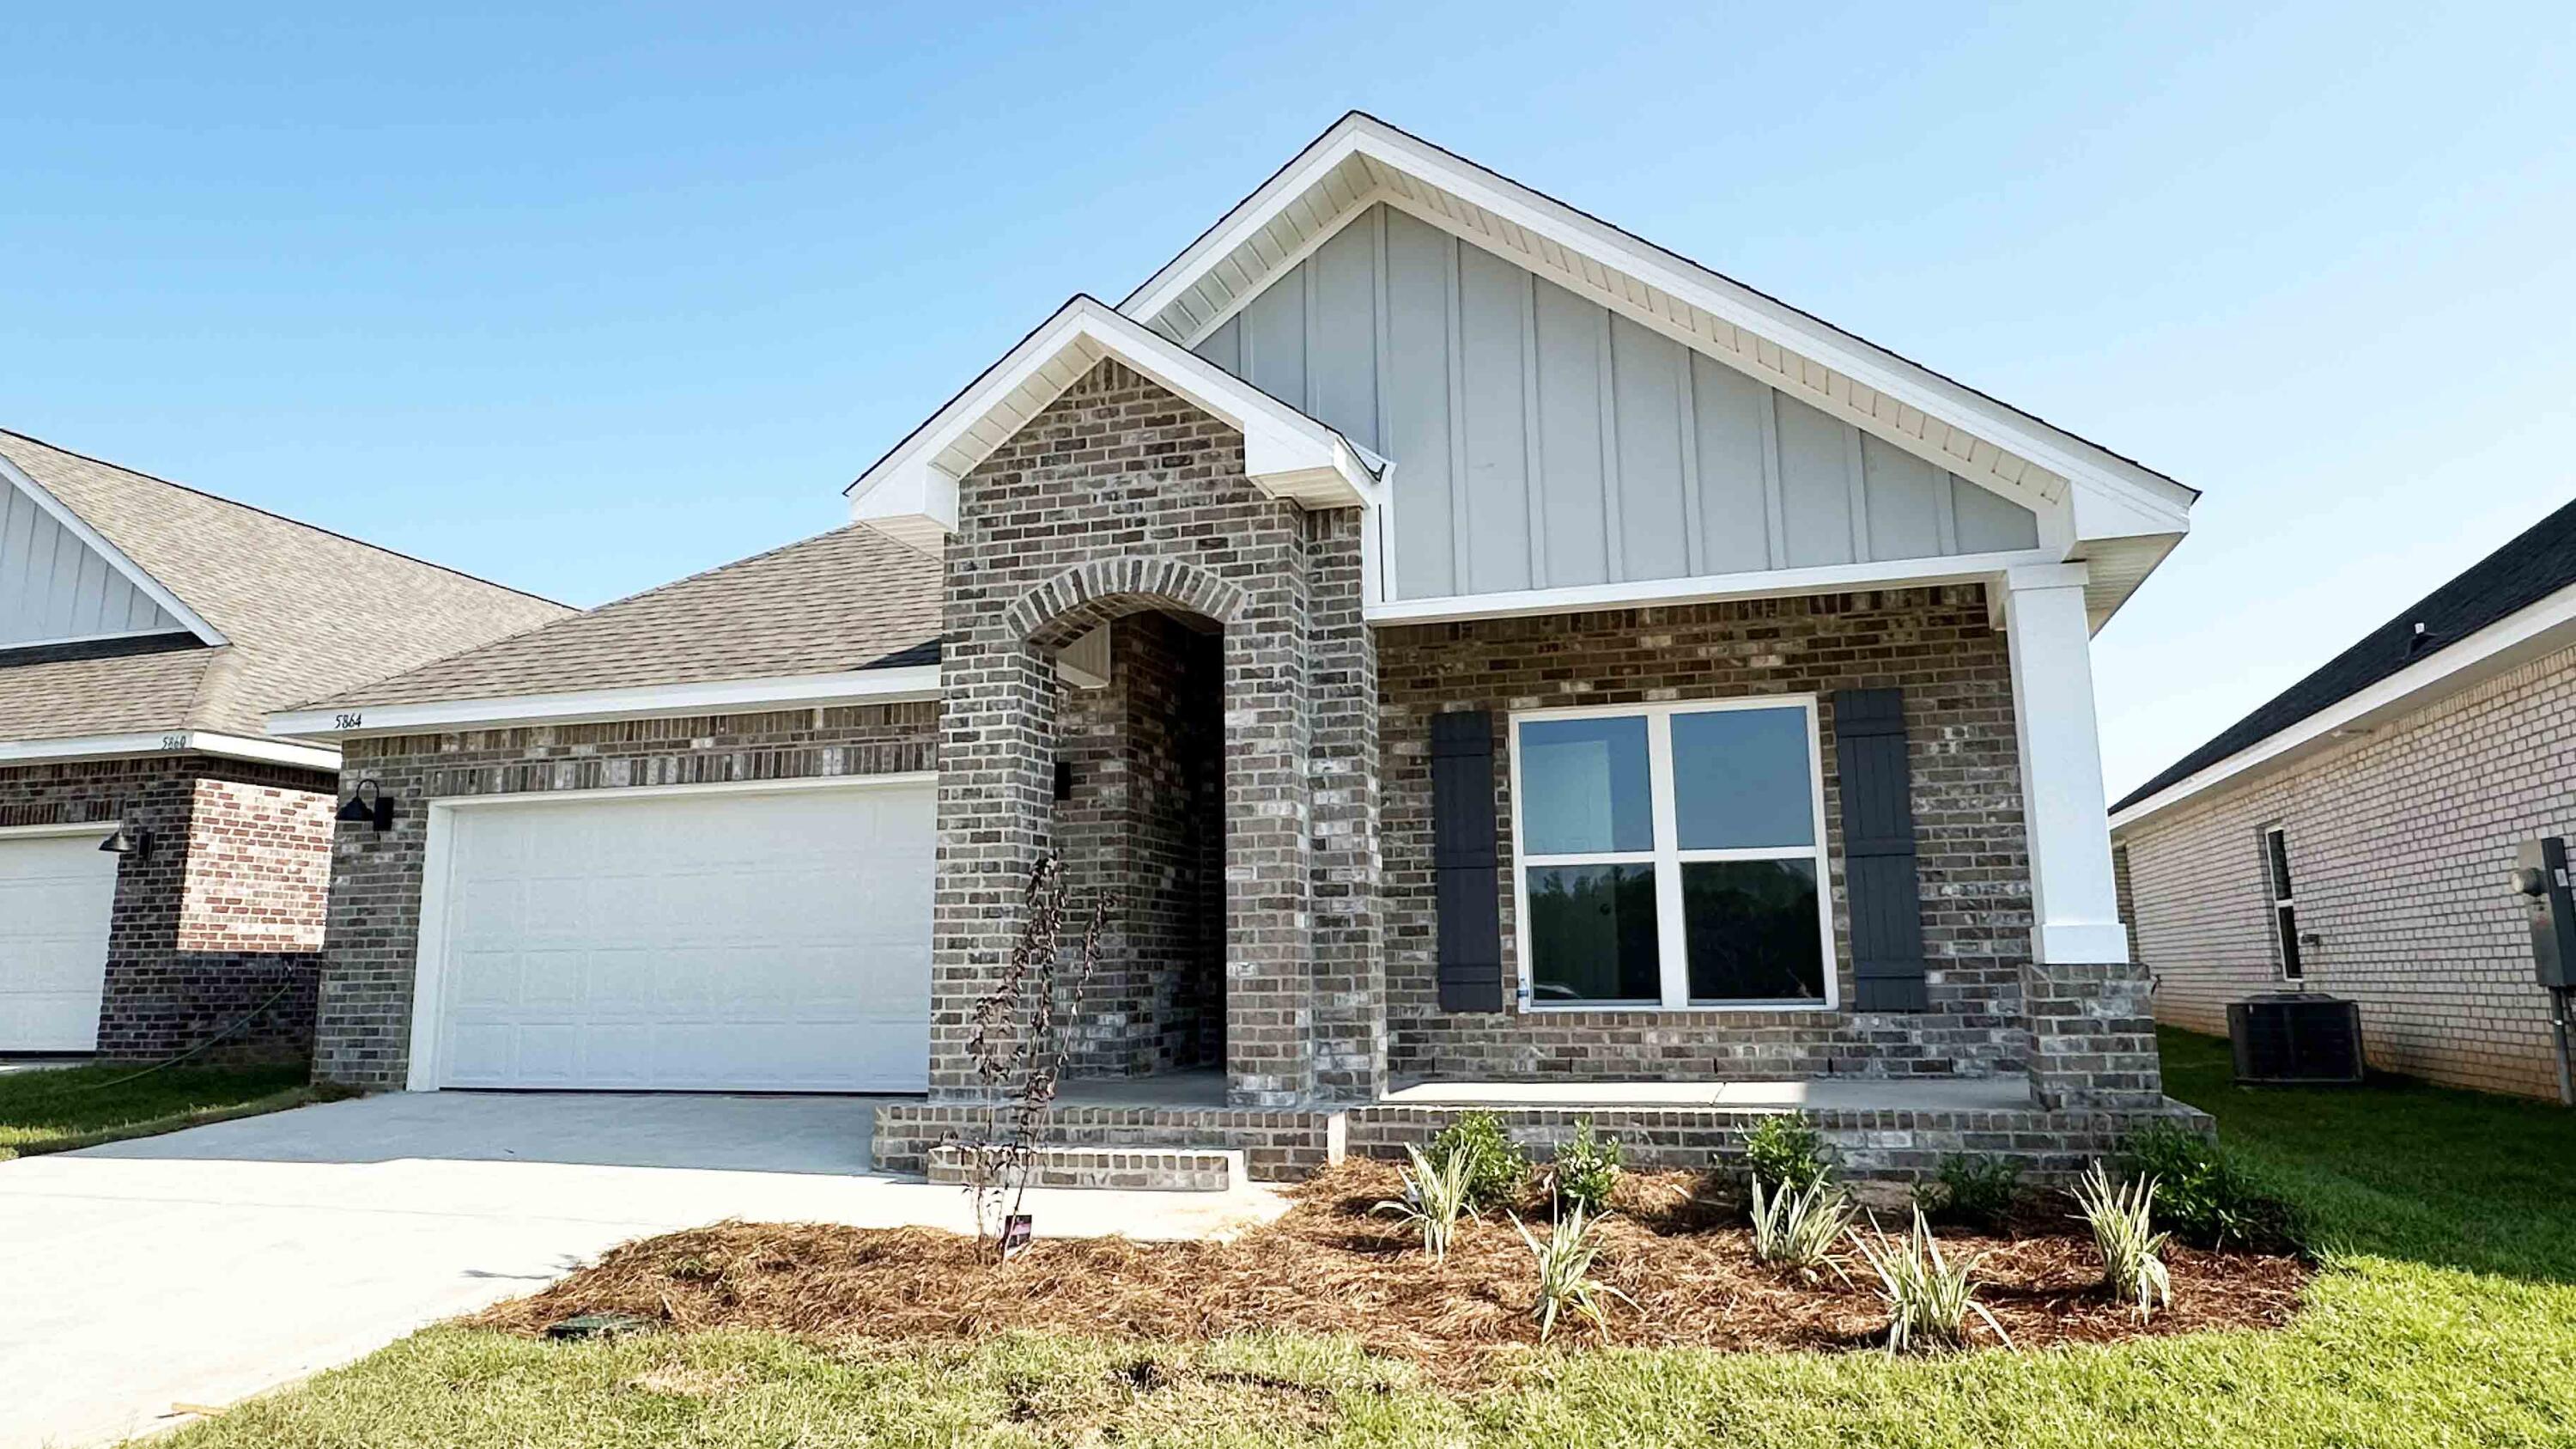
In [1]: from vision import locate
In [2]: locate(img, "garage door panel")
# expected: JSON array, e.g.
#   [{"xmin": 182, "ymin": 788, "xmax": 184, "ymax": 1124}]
[
  {"xmin": 431, "ymin": 782, "xmax": 933, "ymax": 1092},
  {"xmin": 0, "ymin": 831, "xmax": 117, "ymax": 1051}
]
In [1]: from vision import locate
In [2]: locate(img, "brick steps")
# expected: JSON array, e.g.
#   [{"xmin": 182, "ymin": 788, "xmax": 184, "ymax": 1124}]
[{"xmin": 926, "ymin": 1143, "xmax": 1245, "ymax": 1192}]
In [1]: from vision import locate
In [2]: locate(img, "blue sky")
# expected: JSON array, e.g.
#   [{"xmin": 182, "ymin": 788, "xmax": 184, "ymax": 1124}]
[{"xmin": 7, "ymin": 3, "xmax": 2571, "ymax": 795}]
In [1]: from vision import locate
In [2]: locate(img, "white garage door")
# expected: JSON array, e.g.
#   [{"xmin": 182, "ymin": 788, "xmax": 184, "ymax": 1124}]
[
  {"xmin": 424, "ymin": 780, "xmax": 933, "ymax": 1092},
  {"xmin": 0, "ymin": 826, "xmax": 118, "ymax": 1052}
]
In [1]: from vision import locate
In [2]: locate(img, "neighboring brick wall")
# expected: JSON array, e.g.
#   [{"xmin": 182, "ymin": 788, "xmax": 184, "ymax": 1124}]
[
  {"xmin": 0, "ymin": 754, "xmax": 327, "ymax": 1063},
  {"xmin": 313, "ymin": 703, "xmax": 936, "ymax": 1089},
  {"xmin": 1376, "ymin": 587, "xmax": 2035, "ymax": 1084},
  {"xmin": 934, "ymin": 358, "xmax": 1380, "ymax": 1107},
  {"xmin": 2122, "ymin": 642, "xmax": 2576, "ymax": 1099},
  {"xmin": 178, "ymin": 776, "xmax": 331, "ymax": 952}
]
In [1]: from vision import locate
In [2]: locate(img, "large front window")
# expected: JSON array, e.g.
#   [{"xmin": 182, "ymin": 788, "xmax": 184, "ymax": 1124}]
[{"xmin": 1512, "ymin": 699, "xmax": 1832, "ymax": 1009}]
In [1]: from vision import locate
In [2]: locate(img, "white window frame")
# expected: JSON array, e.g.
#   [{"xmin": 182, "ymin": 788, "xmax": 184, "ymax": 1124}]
[
  {"xmin": 2260, "ymin": 823, "xmax": 2303, "ymax": 981},
  {"xmin": 1507, "ymin": 696, "xmax": 1836, "ymax": 1012}
]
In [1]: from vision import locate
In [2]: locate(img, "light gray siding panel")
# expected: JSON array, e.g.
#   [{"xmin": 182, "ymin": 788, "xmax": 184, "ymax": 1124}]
[
  {"xmin": 1954, "ymin": 476, "xmax": 2042, "ymax": 551},
  {"xmin": 1860, "ymin": 433, "xmax": 1947, "ymax": 561},
  {"xmin": 1690, "ymin": 354, "xmax": 1772, "ymax": 573},
  {"xmin": 1192, "ymin": 315, "xmax": 1241, "ymax": 375},
  {"xmin": 1607, "ymin": 315, "xmax": 1689, "ymax": 581},
  {"xmin": 1774, "ymin": 395, "xmax": 1856, "ymax": 567},
  {"xmin": 1240, "ymin": 267, "xmax": 1306, "ymax": 409},
  {"xmin": 1532, "ymin": 278, "xmax": 1608, "ymax": 587},
  {"xmin": 1191, "ymin": 203, "xmax": 2048, "ymax": 602},
  {"xmin": 0, "ymin": 478, "xmax": 182, "ymax": 647},
  {"xmin": 1457, "ymin": 245, "xmax": 1532, "ymax": 594},
  {"xmin": 1306, "ymin": 221, "xmax": 1380, "ymax": 450},
  {"xmin": 1383, "ymin": 209, "xmax": 1457, "ymax": 599}
]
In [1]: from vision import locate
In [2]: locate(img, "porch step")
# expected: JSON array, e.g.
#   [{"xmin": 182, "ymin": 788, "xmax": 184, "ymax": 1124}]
[{"xmin": 925, "ymin": 1144, "xmax": 1243, "ymax": 1192}]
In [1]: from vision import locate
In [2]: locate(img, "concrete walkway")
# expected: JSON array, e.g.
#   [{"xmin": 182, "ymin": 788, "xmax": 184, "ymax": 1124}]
[{"xmin": 0, "ymin": 1092, "xmax": 1285, "ymax": 1449}]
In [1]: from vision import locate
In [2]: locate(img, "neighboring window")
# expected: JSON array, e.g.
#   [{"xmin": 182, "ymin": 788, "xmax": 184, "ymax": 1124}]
[
  {"xmin": 1512, "ymin": 699, "xmax": 1831, "ymax": 1009},
  {"xmin": 2262, "ymin": 825, "xmax": 2302, "ymax": 980}
]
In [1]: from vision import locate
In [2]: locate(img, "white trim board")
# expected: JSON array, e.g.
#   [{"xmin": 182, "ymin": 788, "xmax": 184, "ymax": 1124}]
[
  {"xmin": 0, "ymin": 728, "xmax": 337, "ymax": 771},
  {"xmin": 1367, "ymin": 549, "xmax": 2061, "ymax": 628},
  {"xmin": 844, "ymin": 295, "xmax": 1382, "ymax": 550},
  {"xmin": 402, "ymin": 770, "xmax": 937, "ymax": 1093},
  {"xmin": 0, "ymin": 451, "xmax": 227, "ymax": 647},
  {"xmin": 0, "ymin": 819, "xmax": 122, "ymax": 841},
  {"xmin": 266, "ymin": 665, "xmax": 941, "ymax": 740},
  {"xmin": 2110, "ymin": 579, "xmax": 2576, "ymax": 837},
  {"xmin": 1119, "ymin": 114, "xmax": 2193, "ymax": 552}
]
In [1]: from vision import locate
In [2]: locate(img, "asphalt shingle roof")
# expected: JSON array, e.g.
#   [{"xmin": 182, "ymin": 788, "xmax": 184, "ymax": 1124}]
[
  {"xmin": 305, "ymin": 525, "xmax": 941, "ymax": 709},
  {"xmin": 2113, "ymin": 494, "xmax": 2576, "ymax": 813},
  {"xmin": 0, "ymin": 429, "xmax": 574, "ymax": 744}
]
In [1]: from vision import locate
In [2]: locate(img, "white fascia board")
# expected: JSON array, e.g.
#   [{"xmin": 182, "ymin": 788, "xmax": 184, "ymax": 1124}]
[
  {"xmin": 2110, "ymin": 580, "xmax": 2576, "ymax": 836},
  {"xmin": 0, "ymin": 728, "xmax": 337, "ymax": 770},
  {"xmin": 0, "ymin": 451, "xmax": 229, "ymax": 647},
  {"xmin": 265, "ymin": 665, "xmax": 943, "ymax": 739},
  {"xmin": 1365, "ymin": 546, "xmax": 2060, "ymax": 627},
  {"xmin": 847, "ymin": 296, "xmax": 1376, "ymax": 540},
  {"xmin": 1120, "ymin": 114, "xmax": 2193, "ymax": 544}
]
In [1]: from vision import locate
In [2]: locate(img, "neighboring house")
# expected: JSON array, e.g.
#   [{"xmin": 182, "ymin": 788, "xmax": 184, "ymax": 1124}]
[
  {"xmin": 2112, "ymin": 496, "xmax": 2576, "ymax": 1100},
  {"xmin": 274, "ymin": 113, "xmax": 2202, "ymax": 1180},
  {"xmin": 0, "ymin": 429, "xmax": 570, "ymax": 1062}
]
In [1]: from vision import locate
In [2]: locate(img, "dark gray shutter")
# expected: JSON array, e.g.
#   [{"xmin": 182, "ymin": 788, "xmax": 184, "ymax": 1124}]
[
  {"xmin": 1431, "ymin": 709, "xmax": 1505, "ymax": 1012},
  {"xmin": 1832, "ymin": 689, "xmax": 1929, "ymax": 1012}
]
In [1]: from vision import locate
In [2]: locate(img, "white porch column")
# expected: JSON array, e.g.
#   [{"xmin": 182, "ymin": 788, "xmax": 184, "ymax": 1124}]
[{"xmin": 1998, "ymin": 563, "xmax": 2131, "ymax": 965}]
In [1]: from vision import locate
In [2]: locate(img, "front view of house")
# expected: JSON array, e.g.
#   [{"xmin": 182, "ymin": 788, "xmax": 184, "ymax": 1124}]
[{"xmin": 273, "ymin": 115, "xmax": 2201, "ymax": 1179}]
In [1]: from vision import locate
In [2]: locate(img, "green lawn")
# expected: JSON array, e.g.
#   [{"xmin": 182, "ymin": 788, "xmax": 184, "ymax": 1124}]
[
  {"xmin": 149, "ymin": 1031, "xmax": 2576, "ymax": 1447},
  {"xmin": 0, "ymin": 1062, "xmax": 316, "ymax": 1160}
]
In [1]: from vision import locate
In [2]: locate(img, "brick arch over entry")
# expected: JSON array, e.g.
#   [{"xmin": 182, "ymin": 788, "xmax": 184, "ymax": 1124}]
[{"xmin": 1004, "ymin": 557, "xmax": 1247, "ymax": 649}]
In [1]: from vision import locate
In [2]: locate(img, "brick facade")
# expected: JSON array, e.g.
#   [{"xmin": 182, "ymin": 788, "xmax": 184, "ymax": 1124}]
[
  {"xmin": 312, "ymin": 703, "xmax": 936, "ymax": 1089},
  {"xmin": 931, "ymin": 359, "xmax": 1380, "ymax": 1108},
  {"xmin": 2121, "ymin": 642, "xmax": 2576, "ymax": 1099},
  {"xmin": 1375, "ymin": 588, "xmax": 2035, "ymax": 1083},
  {"xmin": 0, "ymin": 754, "xmax": 329, "ymax": 1062}
]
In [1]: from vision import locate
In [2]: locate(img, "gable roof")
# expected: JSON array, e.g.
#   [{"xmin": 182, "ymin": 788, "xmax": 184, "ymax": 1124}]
[
  {"xmin": 1118, "ymin": 113, "xmax": 2196, "ymax": 624},
  {"xmin": 847, "ymin": 295, "xmax": 1382, "ymax": 552},
  {"xmin": 286, "ymin": 524, "xmax": 940, "ymax": 721},
  {"xmin": 2111, "ymin": 495, "xmax": 2576, "ymax": 825},
  {"xmin": 0, "ymin": 428, "xmax": 573, "ymax": 748}
]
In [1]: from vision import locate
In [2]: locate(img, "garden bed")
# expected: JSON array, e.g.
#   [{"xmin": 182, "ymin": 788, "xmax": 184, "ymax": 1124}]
[{"xmin": 475, "ymin": 1160, "xmax": 2305, "ymax": 1380}]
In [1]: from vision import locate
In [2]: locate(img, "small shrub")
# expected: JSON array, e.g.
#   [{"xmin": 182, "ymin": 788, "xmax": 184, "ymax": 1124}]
[
  {"xmin": 2119, "ymin": 1123, "xmax": 2301, "ymax": 1250},
  {"xmin": 1848, "ymin": 1209, "xmax": 2012, "ymax": 1354},
  {"xmin": 1751, "ymin": 1176, "xmax": 1856, "ymax": 1279},
  {"xmin": 1510, "ymin": 1198, "xmax": 1634, "ymax": 1342},
  {"xmin": 1917, "ymin": 1154, "xmax": 2024, "ymax": 1230},
  {"xmin": 1743, "ymin": 1111, "xmax": 1828, "ymax": 1191},
  {"xmin": 2072, "ymin": 1161, "xmax": 2172, "ymax": 1319},
  {"xmin": 1427, "ymin": 1111, "xmax": 1530, "ymax": 1209},
  {"xmin": 1551, "ymin": 1117, "xmax": 1624, "ymax": 1214},
  {"xmin": 1374, "ymin": 1144, "xmax": 1478, "ymax": 1261}
]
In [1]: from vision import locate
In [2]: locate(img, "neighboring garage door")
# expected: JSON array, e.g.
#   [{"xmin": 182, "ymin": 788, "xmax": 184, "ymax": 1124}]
[
  {"xmin": 0, "ymin": 825, "xmax": 118, "ymax": 1052},
  {"xmin": 422, "ymin": 779, "xmax": 933, "ymax": 1092}
]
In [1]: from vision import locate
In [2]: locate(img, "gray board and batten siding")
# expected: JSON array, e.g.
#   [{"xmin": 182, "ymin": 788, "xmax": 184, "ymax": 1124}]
[
  {"xmin": 0, "ymin": 477, "xmax": 185, "ymax": 648},
  {"xmin": 1189, "ymin": 204, "xmax": 2040, "ymax": 602}
]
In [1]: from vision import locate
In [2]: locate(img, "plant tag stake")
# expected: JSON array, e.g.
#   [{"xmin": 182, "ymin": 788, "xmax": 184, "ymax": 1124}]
[{"xmin": 1000, "ymin": 1213, "xmax": 1035, "ymax": 1259}]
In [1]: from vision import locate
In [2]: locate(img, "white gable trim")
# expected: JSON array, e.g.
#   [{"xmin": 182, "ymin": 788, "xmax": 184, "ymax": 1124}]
[
  {"xmin": 0, "ymin": 451, "xmax": 228, "ymax": 647},
  {"xmin": 845, "ymin": 295, "xmax": 1382, "ymax": 550},
  {"xmin": 1121, "ymin": 114, "xmax": 2193, "ymax": 552}
]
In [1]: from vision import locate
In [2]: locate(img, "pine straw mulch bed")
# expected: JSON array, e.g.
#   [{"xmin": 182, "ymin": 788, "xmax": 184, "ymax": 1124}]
[{"xmin": 474, "ymin": 1160, "xmax": 2307, "ymax": 1382}]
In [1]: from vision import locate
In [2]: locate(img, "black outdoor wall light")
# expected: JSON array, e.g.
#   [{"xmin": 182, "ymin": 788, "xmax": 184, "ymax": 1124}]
[
  {"xmin": 96, "ymin": 825, "xmax": 153, "ymax": 859},
  {"xmin": 337, "ymin": 779, "xmax": 397, "ymax": 831}
]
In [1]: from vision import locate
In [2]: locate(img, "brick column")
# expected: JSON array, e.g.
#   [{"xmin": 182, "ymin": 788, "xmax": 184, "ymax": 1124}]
[
  {"xmin": 2022, "ymin": 959, "xmax": 2164, "ymax": 1111},
  {"xmin": 1306, "ymin": 509, "xmax": 1385, "ymax": 1103},
  {"xmin": 1223, "ymin": 601, "xmax": 1315, "ymax": 1106},
  {"xmin": 928, "ymin": 637, "xmax": 1057, "ymax": 1101}
]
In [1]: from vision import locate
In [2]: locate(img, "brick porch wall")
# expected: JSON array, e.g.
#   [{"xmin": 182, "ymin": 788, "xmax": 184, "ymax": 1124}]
[
  {"xmin": 312, "ymin": 703, "xmax": 936, "ymax": 1089},
  {"xmin": 0, "ymin": 755, "xmax": 329, "ymax": 1063},
  {"xmin": 1376, "ymin": 586, "xmax": 2034, "ymax": 1084},
  {"xmin": 2122, "ymin": 641, "xmax": 2576, "ymax": 1099}
]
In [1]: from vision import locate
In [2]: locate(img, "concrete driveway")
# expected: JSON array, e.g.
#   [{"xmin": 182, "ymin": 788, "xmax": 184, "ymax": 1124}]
[{"xmin": 0, "ymin": 1092, "xmax": 1284, "ymax": 1449}]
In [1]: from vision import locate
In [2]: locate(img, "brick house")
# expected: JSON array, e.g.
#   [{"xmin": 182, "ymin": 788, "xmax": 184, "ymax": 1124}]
[
  {"xmin": 2112, "ymin": 496, "xmax": 2576, "ymax": 1100},
  {"xmin": 0, "ymin": 429, "xmax": 569, "ymax": 1062},
  {"xmin": 276, "ymin": 115, "xmax": 2204, "ymax": 1179}
]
